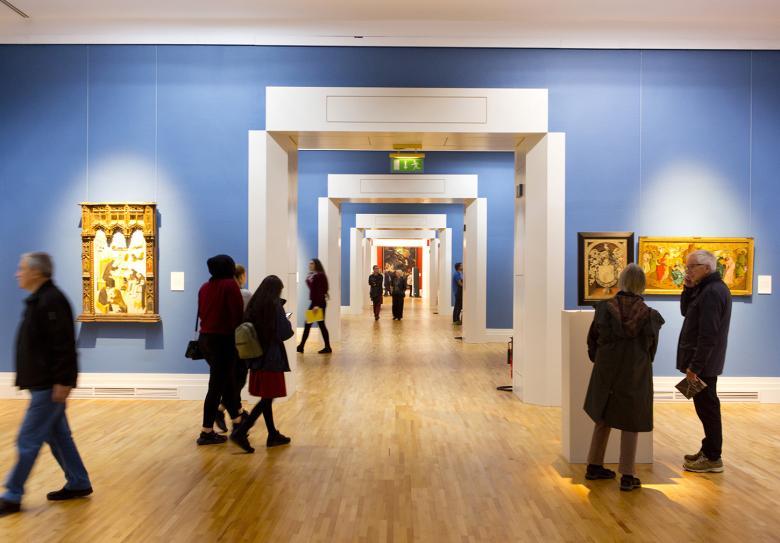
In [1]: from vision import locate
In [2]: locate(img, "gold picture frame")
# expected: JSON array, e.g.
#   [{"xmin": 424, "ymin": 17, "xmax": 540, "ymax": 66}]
[
  {"xmin": 79, "ymin": 203, "xmax": 160, "ymax": 322},
  {"xmin": 637, "ymin": 237, "xmax": 754, "ymax": 296}
]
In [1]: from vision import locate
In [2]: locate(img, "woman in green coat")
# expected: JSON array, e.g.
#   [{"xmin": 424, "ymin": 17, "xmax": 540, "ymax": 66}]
[{"xmin": 584, "ymin": 263, "xmax": 664, "ymax": 491}]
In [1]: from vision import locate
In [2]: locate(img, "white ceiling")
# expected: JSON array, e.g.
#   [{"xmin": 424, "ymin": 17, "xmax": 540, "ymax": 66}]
[{"xmin": 1, "ymin": 0, "xmax": 778, "ymax": 49}]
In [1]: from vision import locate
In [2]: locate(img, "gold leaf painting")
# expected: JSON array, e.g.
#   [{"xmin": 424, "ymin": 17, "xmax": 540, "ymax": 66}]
[{"xmin": 637, "ymin": 237, "xmax": 754, "ymax": 296}]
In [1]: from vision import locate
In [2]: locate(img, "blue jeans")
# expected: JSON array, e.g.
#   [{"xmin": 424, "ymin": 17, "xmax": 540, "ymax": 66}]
[{"xmin": 3, "ymin": 388, "xmax": 91, "ymax": 504}]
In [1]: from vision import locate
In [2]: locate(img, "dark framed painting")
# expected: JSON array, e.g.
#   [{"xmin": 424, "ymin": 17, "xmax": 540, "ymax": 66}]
[{"xmin": 577, "ymin": 232, "xmax": 634, "ymax": 306}]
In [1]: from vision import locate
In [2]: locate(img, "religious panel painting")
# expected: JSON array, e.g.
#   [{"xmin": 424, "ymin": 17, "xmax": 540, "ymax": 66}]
[
  {"xmin": 578, "ymin": 232, "xmax": 634, "ymax": 306},
  {"xmin": 637, "ymin": 237, "xmax": 754, "ymax": 296},
  {"xmin": 382, "ymin": 247, "xmax": 418, "ymax": 273},
  {"xmin": 79, "ymin": 203, "xmax": 160, "ymax": 322}
]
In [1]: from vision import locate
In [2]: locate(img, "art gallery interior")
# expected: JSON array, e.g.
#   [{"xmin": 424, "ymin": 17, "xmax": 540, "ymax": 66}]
[{"xmin": 1, "ymin": 1, "xmax": 779, "ymax": 541}]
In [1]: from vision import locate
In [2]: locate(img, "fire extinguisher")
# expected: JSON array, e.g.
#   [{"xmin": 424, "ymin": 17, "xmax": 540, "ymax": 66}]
[{"xmin": 497, "ymin": 337, "xmax": 513, "ymax": 392}]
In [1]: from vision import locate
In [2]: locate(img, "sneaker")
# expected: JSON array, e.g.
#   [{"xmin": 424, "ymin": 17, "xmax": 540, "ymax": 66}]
[
  {"xmin": 684, "ymin": 450, "xmax": 704, "ymax": 462},
  {"xmin": 267, "ymin": 432, "xmax": 291, "ymax": 448},
  {"xmin": 0, "ymin": 499, "xmax": 21, "ymax": 516},
  {"xmin": 230, "ymin": 429, "xmax": 255, "ymax": 453},
  {"xmin": 197, "ymin": 431, "xmax": 227, "ymax": 446},
  {"xmin": 46, "ymin": 486, "xmax": 93, "ymax": 501},
  {"xmin": 619, "ymin": 475, "xmax": 641, "ymax": 491},
  {"xmin": 318, "ymin": 347, "xmax": 332, "ymax": 354},
  {"xmin": 296, "ymin": 345, "xmax": 304, "ymax": 353},
  {"xmin": 684, "ymin": 456, "xmax": 724, "ymax": 473},
  {"xmin": 214, "ymin": 410, "xmax": 228, "ymax": 433},
  {"xmin": 585, "ymin": 464, "xmax": 616, "ymax": 480}
]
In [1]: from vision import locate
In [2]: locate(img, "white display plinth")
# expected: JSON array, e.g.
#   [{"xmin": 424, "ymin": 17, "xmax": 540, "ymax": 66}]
[{"xmin": 562, "ymin": 310, "xmax": 653, "ymax": 464}]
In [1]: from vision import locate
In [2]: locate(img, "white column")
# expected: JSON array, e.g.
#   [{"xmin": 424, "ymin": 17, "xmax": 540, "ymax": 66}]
[
  {"xmin": 248, "ymin": 131, "xmax": 298, "ymax": 395},
  {"xmin": 429, "ymin": 238, "xmax": 439, "ymax": 313},
  {"xmin": 318, "ymin": 197, "xmax": 341, "ymax": 342},
  {"xmin": 438, "ymin": 228, "xmax": 453, "ymax": 317},
  {"xmin": 515, "ymin": 134, "xmax": 566, "ymax": 406},
  {"xmin": 562, "ymin": 310, "xmax": 652, "ymax": 463},
  {"xmin": 422, "ymin": 242, "xmax": 431, "ymax": 305},
  {"xmin": 349, "ymin": 227, "xmax": 365, "ymax": 315},
  {"xmin": 364, "ymin": 237, "xmax": 373, "ymax": 308},
  {"xmin": 463, "ymin": 198, "xmax": 488, "ymax": 343}
]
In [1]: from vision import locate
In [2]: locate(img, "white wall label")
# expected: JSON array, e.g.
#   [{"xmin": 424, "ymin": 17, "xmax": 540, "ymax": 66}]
[
  {"xmin": 758, "ymin": 275, "xmax": 772, "ymax": 295},
  {"xmin": 171, "ymin": 272, "xmax": 185, "ymax": 291}
]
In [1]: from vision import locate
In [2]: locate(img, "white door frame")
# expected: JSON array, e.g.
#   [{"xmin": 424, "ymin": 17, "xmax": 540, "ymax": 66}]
[{"xmin": 249, "ymin": 86, "xmax": 565, "ymax": 406}]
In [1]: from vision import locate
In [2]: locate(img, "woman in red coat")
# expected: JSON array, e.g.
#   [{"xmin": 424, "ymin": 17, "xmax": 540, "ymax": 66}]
[
  {"xmin": 296, "ymin": 258, "xmax": 332, "ymax": 354},
  {"xmin": 230, "ymin": 275, "xmax": 294, "ymax": 453}
]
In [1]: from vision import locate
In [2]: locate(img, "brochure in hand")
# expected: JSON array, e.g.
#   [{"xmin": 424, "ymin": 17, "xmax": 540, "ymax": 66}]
[{"xmin": 675, "ymin": 376, "xmax": 708, "ymax": 399}]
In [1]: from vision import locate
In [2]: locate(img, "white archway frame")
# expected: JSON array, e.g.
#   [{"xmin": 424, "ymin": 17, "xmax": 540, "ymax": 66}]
[
  {"xmin": 248, "ymin": 87, "xmax": 565, "ymax": 406},
  {"xmin": 350, "ymin": 213, "xmax": 453, "ymax": 317}
]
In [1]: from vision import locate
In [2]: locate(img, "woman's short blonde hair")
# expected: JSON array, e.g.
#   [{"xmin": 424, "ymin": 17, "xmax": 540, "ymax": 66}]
[{"xmin": 618, "ymin": 263, "xmax": 646, "ymax": 295}]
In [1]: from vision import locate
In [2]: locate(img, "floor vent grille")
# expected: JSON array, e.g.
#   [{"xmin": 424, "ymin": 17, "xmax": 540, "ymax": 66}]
[
  {"xmin": 655, "ymin": 388, "xmax": 760, "ymax": 402},
  {"xmin": 71, "ymin": 386, "xmax": 180, "ymax": 399}
]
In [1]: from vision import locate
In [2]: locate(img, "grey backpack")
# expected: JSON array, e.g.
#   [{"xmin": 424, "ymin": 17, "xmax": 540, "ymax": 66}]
[{"xmin": 235, "ymin": 322, "xmax": 263, "ymax": 360}]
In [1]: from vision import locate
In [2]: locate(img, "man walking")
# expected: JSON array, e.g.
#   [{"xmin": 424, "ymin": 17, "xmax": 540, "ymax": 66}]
[
  {"xmin": 0, "ymin": 253, "xmax": 92, "ymax": 516},
  {"xmin": 678, "ymin": 250, "xmax": 732, "ymax": 473},
  {"xmin": 368, "ymin": 265, "xmax": 384, "ymax": 320},
  {"xmin": 452, "ymin": 263, "xmax": 464, "ymax": 325}
]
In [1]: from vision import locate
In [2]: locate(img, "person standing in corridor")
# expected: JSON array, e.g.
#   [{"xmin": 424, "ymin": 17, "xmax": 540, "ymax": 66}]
[
  {"xmin": 452, "ymin": 262, "xmax": 464, "ymax": 325},
  {"xmin": 1, "ymin": 253, "xmax": 93, "ymax": 516},
  {"xmin": 368, "ymin": 265, "xmax": 384, "ymax": 320},
  {"xmin": 391, "ymin": 269, "xmax": 406, "ymax": 320}
]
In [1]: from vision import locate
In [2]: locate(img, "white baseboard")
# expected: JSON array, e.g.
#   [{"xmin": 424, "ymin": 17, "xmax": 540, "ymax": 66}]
[
  {"xmin": 2, "ymin": 373, "xmax": 778, "ymax": 403},
  {"xmin": 484, "ymin": 329, "xmax": 513, "ymax": 344}
]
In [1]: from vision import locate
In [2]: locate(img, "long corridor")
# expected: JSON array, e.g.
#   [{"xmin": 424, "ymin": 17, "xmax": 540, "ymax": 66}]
[{"xmin": 0, "ymin": 299, "xmax": 778, "ymax": 542}]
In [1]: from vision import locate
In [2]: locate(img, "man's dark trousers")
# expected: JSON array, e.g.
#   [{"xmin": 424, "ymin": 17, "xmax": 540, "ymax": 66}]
[
  {"xmin": 693, "ymin": 375, "xmax": 722, "ymax": 460},
  {"xmin": 453, "ymin": 287, "xmax": 463, "ymax": 323}
]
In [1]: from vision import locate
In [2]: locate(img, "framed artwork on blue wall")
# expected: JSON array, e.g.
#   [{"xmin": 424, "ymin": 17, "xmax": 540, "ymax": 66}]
[
  {"xmin": 637, "ymin": 236, "xmax": 754, "ymax": 296},
  {"xmin": 78, "ymin": 202, "xmax": 160, "ymax": 322},
  {"xmin": 578, "ymin": 231, "xmax": 634, "ymax": 306}
]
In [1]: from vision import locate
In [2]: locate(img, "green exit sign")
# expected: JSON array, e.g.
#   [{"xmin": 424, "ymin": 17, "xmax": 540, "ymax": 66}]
[{"xmin": 391, "ymin": 156, "xmax": 424, "ymax": 173}]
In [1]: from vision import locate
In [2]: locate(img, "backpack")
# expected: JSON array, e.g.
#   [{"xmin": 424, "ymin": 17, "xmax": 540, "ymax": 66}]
[{"xmin": 235, "ymin": 322, "xmax": 263, "ymax": 359}]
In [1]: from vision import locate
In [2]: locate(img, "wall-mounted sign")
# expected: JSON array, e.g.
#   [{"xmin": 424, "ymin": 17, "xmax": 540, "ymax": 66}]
[{"xmin": 390, "ymin": 153, "xmax": 424, "ymax": 173}]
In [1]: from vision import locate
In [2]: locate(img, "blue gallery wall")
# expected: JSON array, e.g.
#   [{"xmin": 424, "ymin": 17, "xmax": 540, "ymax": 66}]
[
  {"xmin": 1, "ymin": 46, "xmax": 779, "ymax": 376},
  {"xmin": 297, "ymin": 151, "xmax": 514, "ymax": 329}
]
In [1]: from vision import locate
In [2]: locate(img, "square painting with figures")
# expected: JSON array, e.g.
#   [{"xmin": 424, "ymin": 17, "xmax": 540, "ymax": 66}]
[
  {"xmin": 638, "ymin": 237, "xmax": 754, "ymax": 296},
  {"xmin": 578, "ymin": 232, "xmax": 634, "ymax": 305}
]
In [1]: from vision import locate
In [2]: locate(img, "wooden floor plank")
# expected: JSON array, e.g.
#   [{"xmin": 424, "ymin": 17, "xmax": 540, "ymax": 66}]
[{"xmin": 0, "ymin": 299, "xmax": 778, "ymax": 542}]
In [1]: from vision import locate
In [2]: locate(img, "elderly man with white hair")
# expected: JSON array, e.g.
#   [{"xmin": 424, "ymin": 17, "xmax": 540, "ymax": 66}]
[
  {"xmin": 677, "ymin": 249, "xmax": 732, "ymax": 473},
  {"xmin": 0, "ymin": 253, "xmax": 92, "ymax": 516}
]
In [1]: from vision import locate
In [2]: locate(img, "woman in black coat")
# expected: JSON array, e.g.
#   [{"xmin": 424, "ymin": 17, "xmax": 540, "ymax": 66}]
[
  {"xmin": 391, "ymin": 269, "xmax": 407, "ymax": 320},
  {"xmin": 583, "ymin": 263, "xmax": 664, "ymax": 491},
  {"xmin": 230, "ymin": 275, "xmax": 294, "ymax": 453}
]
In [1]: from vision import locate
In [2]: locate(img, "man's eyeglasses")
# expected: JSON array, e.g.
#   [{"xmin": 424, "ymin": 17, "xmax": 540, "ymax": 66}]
[{"xmin": 685, "ymin": 263, "xmax": 705, "ymax": 271}]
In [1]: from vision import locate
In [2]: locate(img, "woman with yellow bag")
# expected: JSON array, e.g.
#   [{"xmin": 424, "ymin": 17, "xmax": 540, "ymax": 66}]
[{"xmin": 296, "ymin": 258, "xmax": 332, "ymax": 354}]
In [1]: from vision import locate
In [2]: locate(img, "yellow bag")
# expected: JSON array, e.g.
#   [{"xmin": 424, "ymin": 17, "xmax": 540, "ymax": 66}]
[{"xmin": 305, "ymin": 307, "xmax": 324, "ymax": 324}]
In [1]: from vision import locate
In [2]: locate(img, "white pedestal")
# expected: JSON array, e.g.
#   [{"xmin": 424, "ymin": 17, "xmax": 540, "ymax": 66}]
[{"xmin": 562, "ymin": 310, "xmax": 653, "ymax": 464}]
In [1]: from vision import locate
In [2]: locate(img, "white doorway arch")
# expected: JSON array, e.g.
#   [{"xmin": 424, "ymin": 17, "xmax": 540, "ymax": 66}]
[{"xmin": 248, "ymin": 87, "xmax": 565, "ymax": 406}]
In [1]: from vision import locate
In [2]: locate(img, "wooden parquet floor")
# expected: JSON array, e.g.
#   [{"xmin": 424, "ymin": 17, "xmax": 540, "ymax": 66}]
[{"xmin": 0, "ymin": 299, "xmax": 778, "ymax": 542}]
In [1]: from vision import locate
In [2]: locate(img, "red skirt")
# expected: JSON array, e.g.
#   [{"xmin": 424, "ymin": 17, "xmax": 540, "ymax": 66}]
[{"xmin": 248, "ymin": 370, "xmax": 287, "ymax": 398}]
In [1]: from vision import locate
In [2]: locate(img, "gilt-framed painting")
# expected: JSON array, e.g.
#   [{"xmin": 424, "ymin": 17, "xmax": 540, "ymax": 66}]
[
  {"xmin": 78, "ymin": 203, "xmax": 160, "ymax": 322},
  {"xmin": 578, "ymin": 232, "xmax": 634, "ymax": 306},
  {"xmin": 637, "ymin": 237, "xmax": 754, "ymax": 296}
]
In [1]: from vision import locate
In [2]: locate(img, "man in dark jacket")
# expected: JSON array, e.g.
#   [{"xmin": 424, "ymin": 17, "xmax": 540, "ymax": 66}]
[
  {"xmin": 391, "ymin": 269, "xmax": 406, "ymax": 320},
  {"xmin": 368, "ymin": 266, "xmax": 384, "ymax": 321},
  {"xmin": 0, "ymin": 253, "xmax": 92, "ymax": 516},
  {"xmin": 678, "ymin": 249, "xmax": 732, "ymax": 474}
]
